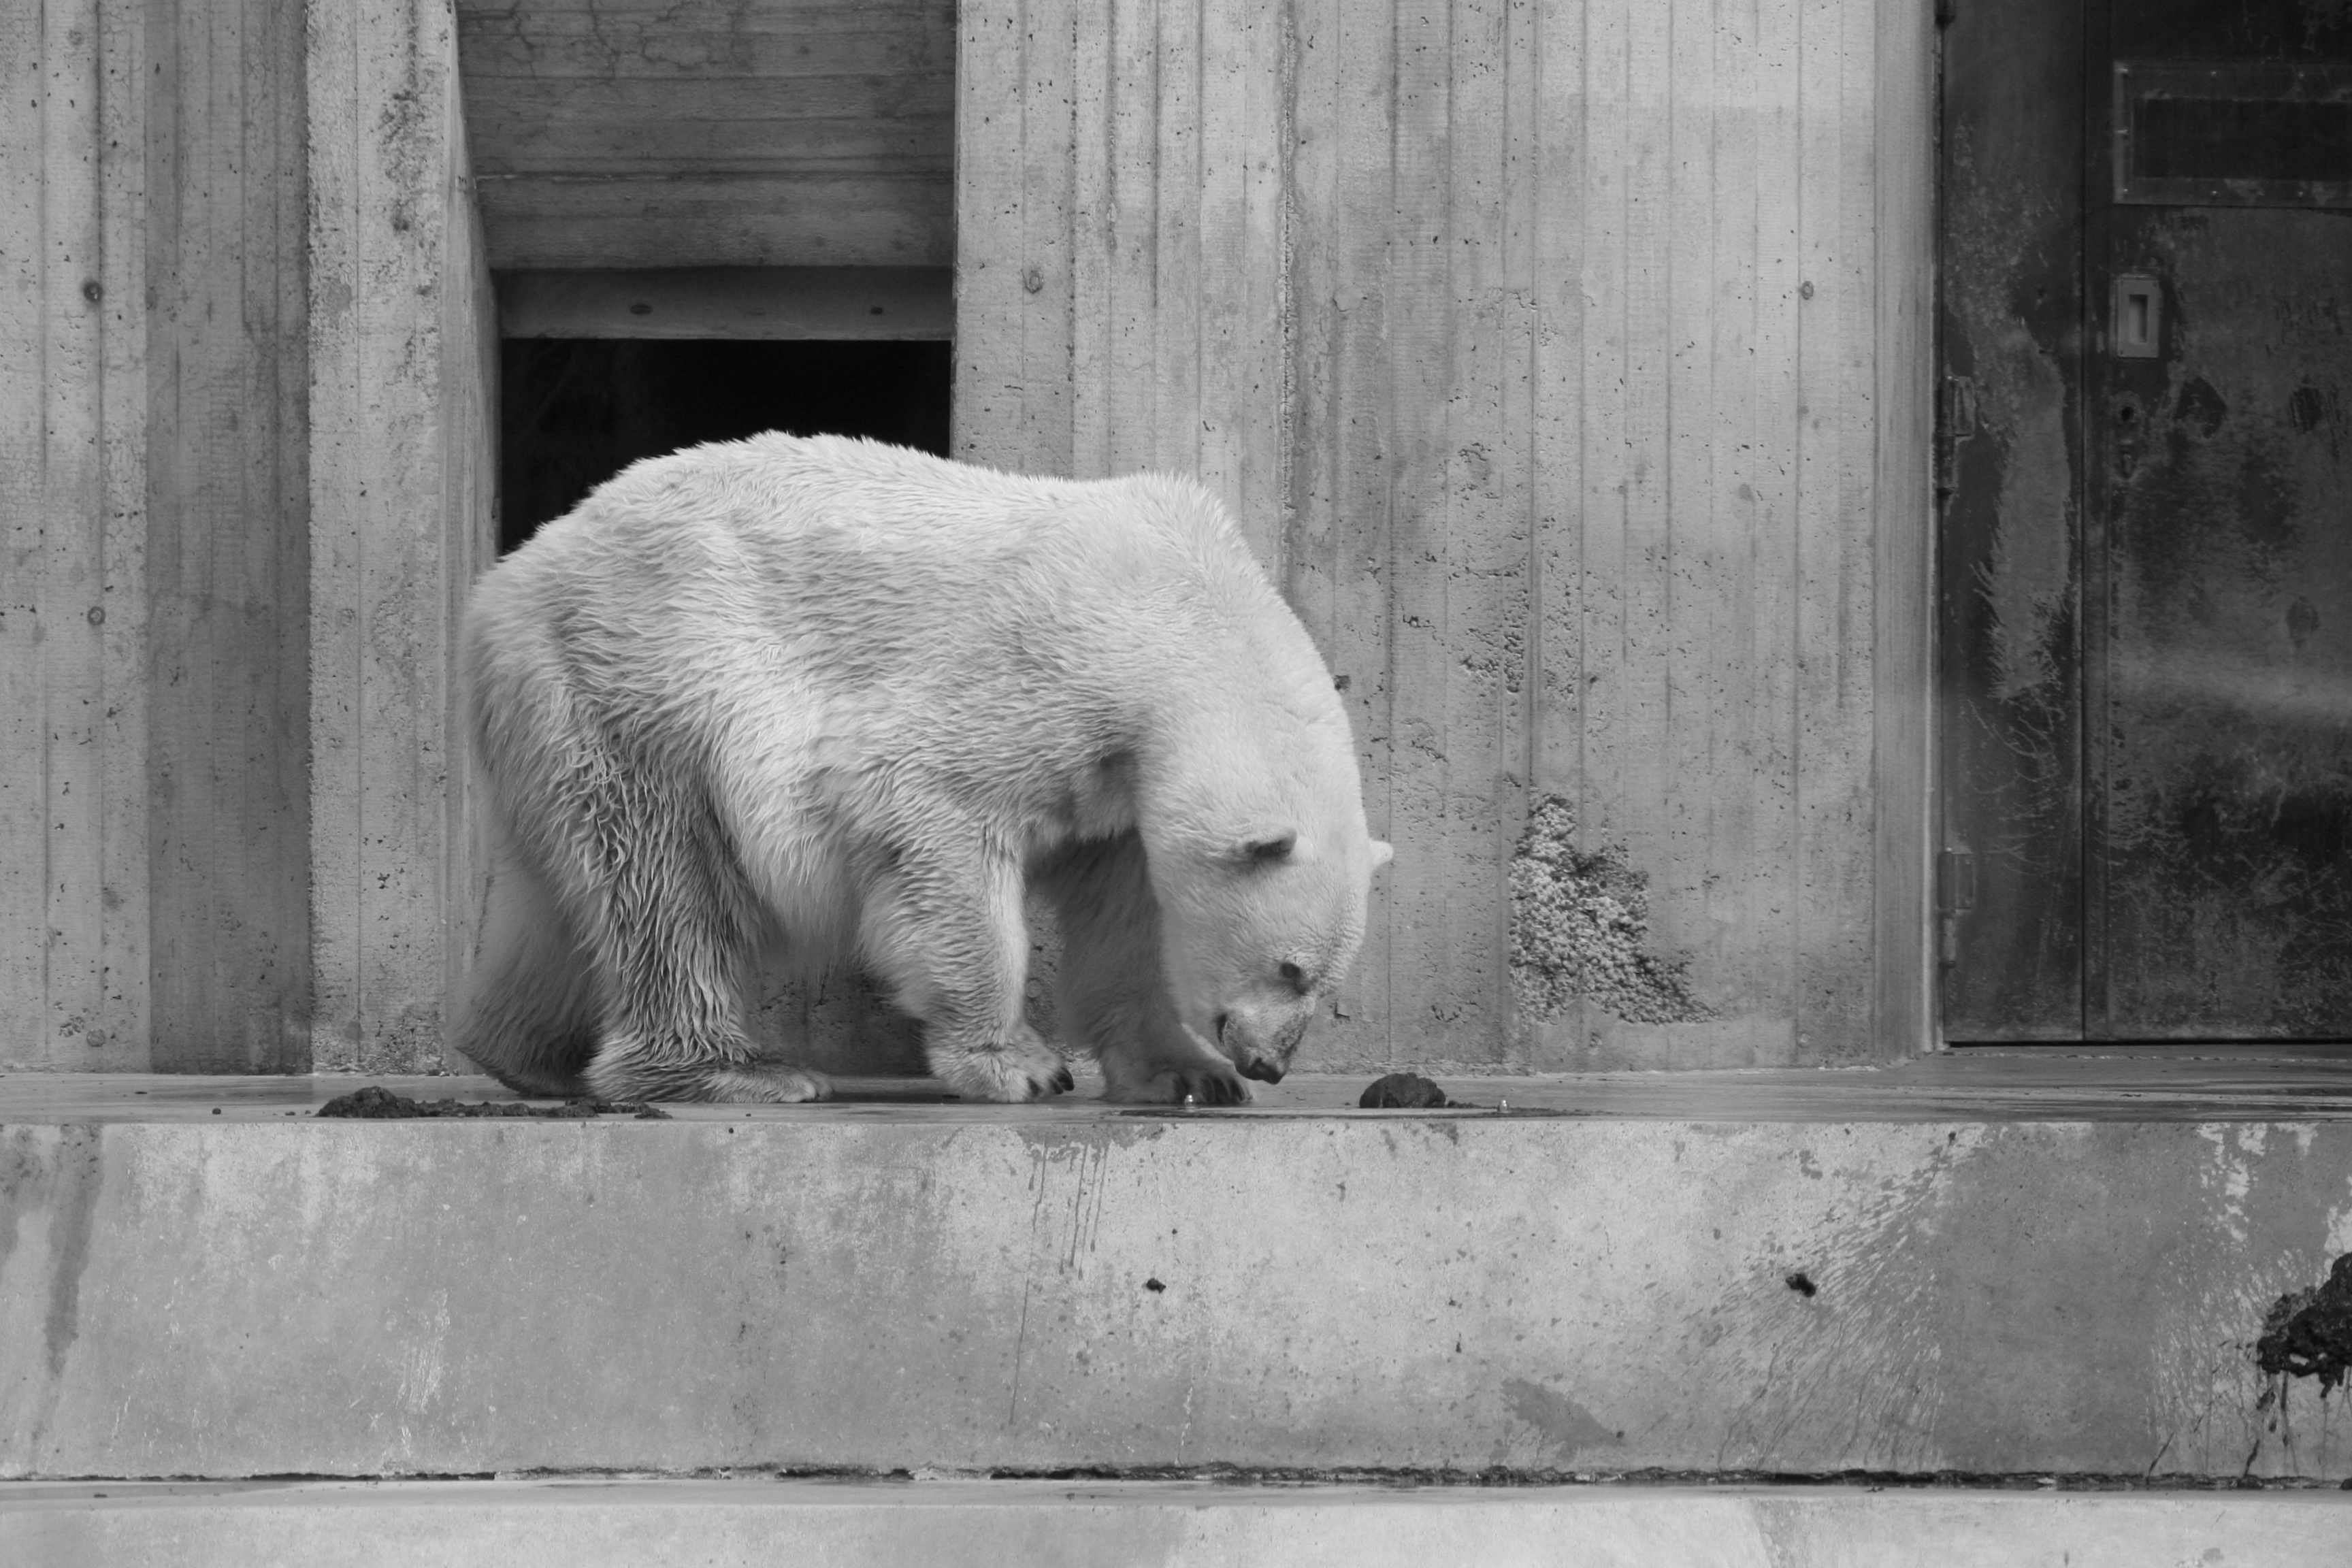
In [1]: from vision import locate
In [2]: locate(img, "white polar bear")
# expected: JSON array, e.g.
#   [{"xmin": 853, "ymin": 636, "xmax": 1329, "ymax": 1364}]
[{"xmin": 455, "ymin": 434, "xmax": 1390, "ymax": 1105}]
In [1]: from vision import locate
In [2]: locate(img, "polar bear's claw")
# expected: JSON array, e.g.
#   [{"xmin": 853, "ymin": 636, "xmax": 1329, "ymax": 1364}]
[
  {"xmin": 1100, "ymin": 1057, "xmax": 1252, "ymax": 1107},
  {"xmin": 930, "ymin": 1034, "xmax": 1077, "ymax": 1104},
  {"xmin": 1173, "ymin": 1064, "xmax": 1250, "ymax": 1107}
]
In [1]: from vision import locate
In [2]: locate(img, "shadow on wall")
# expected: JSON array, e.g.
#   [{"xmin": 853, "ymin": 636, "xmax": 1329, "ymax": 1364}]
[{"xmin": 498, "ymin": 338, "xmax": 953, "ymax": 553}]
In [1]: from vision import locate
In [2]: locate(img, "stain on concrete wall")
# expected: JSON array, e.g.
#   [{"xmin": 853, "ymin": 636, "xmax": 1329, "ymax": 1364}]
[
  {"xmin": 1507, "ymin": 797, "xmax": 1710, "ymax": 1026},
  {"xmin": 2257, "ymin": 1252, "xmax": 2352, "ymax": 1393},
  {"xmin": 1501, "ymin": 1377, "xmax": 1622, "ymax": 1464}
]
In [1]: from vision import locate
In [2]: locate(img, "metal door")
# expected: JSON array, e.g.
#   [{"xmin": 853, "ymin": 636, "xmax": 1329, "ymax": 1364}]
[{"xmin": 1940, "ymin": 1, "xmax": 2352, "ymax": 1041}]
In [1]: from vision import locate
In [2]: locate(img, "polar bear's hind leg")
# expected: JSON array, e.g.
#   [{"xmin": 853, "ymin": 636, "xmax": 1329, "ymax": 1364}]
[
  {"xmin": 453, "ymin": 826, "xmax": 601, "ymax": 1097},
  {"xmin": 569, "ymin": 760, "xmax": 835, "ymax": 1105}
]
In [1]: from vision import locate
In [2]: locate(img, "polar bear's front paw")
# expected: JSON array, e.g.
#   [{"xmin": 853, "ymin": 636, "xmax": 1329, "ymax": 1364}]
[
  {"xmin": 705, "ymin": 1063, "xmax": 834, "ymax": 1103},
  {"xmin": 1102, "ymin": 1058, "xmax": 1252, "ymax": 1107},
  {"xmin": 587, "ymin": 1049, "xmax": 832, "ymax": 1104},
  {"xmin": 930, "ymin": 1032, "xmax": 1075, "ymax": 1104}
]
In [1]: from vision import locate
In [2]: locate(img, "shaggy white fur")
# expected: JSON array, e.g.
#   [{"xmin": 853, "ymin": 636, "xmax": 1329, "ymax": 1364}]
[{"xmin": 455, "ymin": 434, "xmax": 1390, "ymax": 1105}]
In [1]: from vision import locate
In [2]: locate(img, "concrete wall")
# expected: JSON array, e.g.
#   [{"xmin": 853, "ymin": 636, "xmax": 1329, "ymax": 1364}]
[
  {"xmin": 5, "ymin": 0, "xmax": 1937, "ymax": 1075},
  {"xmin": 1, "ymin": 0, "xmax": 312, "ymax": 1073},
  {"xmin": 308, "ymin": 0, "xmax": 500, "ymax": 1073},
  {"xmin": 1, "ymin": 0, "xmax": 493, "ymax": 1075},
  {"xmin": 955, "ymin": 0, "xmax": 1936, "ymax": 1073},
  {"xmin": 2, "ymin": 1115, "xmax": 2347, "ymax": 1479}
]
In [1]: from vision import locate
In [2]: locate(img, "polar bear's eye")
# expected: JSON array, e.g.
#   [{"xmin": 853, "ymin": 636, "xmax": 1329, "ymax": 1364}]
[
  {"xmin": 1279, "ymin": 960, "xmax": 1305, "ymax": 990},
  {"xmin": 1243, "ymin": 832, "xmax": 1296, "ymax": 864}
]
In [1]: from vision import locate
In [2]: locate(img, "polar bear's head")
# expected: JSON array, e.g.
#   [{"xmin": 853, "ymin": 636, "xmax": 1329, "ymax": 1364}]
[{"xmin": 1143, "ymin": 717, "xmax": 1392, "ymax": 1085}]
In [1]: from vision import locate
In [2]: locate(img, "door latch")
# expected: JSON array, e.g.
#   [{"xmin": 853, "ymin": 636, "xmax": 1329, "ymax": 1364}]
[
  {"xmin": 2112, "ymin": 274, "xmax": 2161, "ymax": 359},
  {"xmin": 1937, "ymin": 847, "xmax": 1977, "ymax": 966}
]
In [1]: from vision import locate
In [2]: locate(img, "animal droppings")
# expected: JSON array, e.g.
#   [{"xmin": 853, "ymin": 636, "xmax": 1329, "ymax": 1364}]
[
  {"xmin": 1358, "ymin": 1073, "xmax": 1451, "ymax": 1109},
  {"xmin": 1507, "ymin": 796, "xmax": 1713, "ymax": 1025}
]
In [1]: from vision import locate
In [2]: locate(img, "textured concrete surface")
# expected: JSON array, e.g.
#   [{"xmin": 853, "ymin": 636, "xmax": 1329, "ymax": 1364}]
[
  {"xmin": 4, "ymin": 1480, "xmax": 2350, "ymax": 1567},
  {"xmin": 5, "ymin": 1074, "xmax": 2352, "ymax": 1481}
]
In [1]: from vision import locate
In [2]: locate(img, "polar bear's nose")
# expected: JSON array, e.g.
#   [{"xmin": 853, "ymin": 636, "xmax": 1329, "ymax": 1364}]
[{"xmin": 1239, "ymin": 1054, "xmax": 1286, "ymax": 1085}]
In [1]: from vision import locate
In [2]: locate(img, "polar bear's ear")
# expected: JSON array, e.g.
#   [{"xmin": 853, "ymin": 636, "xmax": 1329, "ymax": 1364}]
[{"xmin": 1370, "ymin": 840, "xmax": 1394, "ymax": 872}]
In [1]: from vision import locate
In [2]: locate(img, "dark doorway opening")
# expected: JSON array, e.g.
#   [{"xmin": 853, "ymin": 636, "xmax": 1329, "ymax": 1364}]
[{"xmin": 497, "ymin": 338, "xmax": 953, "ymax": 554}]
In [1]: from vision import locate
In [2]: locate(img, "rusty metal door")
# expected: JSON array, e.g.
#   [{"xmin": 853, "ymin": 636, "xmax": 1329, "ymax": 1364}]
[{"xmin": 1940, "ymin": 1, "xmax": 2352, "ymax": 1041}]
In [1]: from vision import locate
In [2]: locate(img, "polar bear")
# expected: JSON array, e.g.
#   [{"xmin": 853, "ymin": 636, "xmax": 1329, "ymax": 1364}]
[{"xmin": 454, "ymin": 434, "xmax": 1390, "ymax": 1105}]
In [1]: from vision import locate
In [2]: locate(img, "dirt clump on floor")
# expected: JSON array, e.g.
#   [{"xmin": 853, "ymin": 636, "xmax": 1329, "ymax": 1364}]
[
  {"xmin": 316, "ymin": 1085, "xmax": 670, "ymax": 1120},
  {"xmin": 1358, "ymin": 1073, "xmax": 1452, "ymax": 1109}
]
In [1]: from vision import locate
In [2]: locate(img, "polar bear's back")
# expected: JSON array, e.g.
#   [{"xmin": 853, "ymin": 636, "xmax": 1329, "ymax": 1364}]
[
  {"xmin": 547, "ymin": 431, "xmax": 1230, "ymax": 585},
  {"xmin": 494, "ymin": 436, "xmax": 1304, "ymax": 691},
  {"xmin": 468, "ymin": 435, "xmax": 1342, "ymax": 785}
]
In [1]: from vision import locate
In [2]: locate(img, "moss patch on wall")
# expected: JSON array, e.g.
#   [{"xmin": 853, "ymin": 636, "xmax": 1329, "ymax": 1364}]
[{"xmin": 1507, "ymin": 796, "xmax": 1712, "ymax": 1025}]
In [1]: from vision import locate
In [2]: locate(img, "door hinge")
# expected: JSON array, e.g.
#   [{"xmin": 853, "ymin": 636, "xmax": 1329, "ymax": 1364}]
[
  {"xmin": 1936, "ymin": 847, "xmax": 1976, "ymax": 966},
  {"xmin": 1938, "ymin": 848, "xmax": 1977, "ymax": 914},
  {"xmin": 1934, "ymin": 374, "xmax": 1979, "ymax": 504}
]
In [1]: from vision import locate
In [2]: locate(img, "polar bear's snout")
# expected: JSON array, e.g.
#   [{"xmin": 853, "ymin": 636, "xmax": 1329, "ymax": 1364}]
[
  {"xmin": 1215, "ymin": 998, "xmax": 1316, "ymax": 1084},
  {"xmin": 1239, "ymin": 1054, "xmax": 1288, "ymax": 1085}
]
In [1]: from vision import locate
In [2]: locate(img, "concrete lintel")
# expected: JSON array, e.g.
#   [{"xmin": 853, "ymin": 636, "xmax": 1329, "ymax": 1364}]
[{"xmin": 497, "ymin": 267, "xmax": 955, "ymax": 342}]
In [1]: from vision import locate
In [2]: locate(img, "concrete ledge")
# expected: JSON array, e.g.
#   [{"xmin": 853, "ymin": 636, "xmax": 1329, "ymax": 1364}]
[
  {"xmin": 5, "ymin": 1085, "xmax": 2351, "ymax": 1480},
  {"xmin": 5, "ymin": 1480, "xmax": 2351, "ymax": 1567}
]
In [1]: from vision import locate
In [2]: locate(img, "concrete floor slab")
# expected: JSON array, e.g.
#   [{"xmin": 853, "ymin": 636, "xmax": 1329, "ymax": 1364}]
[
  {"xmin": 3, "ymin": 1478, "xmax": 2349, "ymax": 1567},
  {"xmin": 8, "ymin": 1049, "xmax": 2352, "ymax": 1121}
]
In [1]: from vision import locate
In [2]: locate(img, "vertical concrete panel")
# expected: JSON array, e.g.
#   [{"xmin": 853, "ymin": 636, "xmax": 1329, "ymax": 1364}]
[
  {"xmin": 952, "ymin": 0, "xmax": 1027, "ymax": 470},
  {"xmin": 309, "ymin": 0, "xmax": 496, "ymax": 1072},
  {"xmin": 31, "ymin": 1, "xmax": 108, "ymax": 1071},
  {"xmin": 2, "ymin": 0, "xmax": 318, "ymax": 1073},
  {"xmin": 92, "ymin": 1, "xmax": 149, "ymax": 1072},
  {"xmin": 1661, "ymin": 0, "xmax": 1731, "ymax": 1059},
  {"xmin": 1379, "ymin": 0, "xmax": 1462, "ymax": 1067},
  {"xmin": 1282, "ymin": 0, "xmax": 1400, "ymax": 1061},
  {"xmin": 1787, "ymin": 0, "xmax": 1876, "ymax": 1061},
  {"xmin": 143, "ymin": 0, "xmax": 312, "ymax": 1073},
  {"xmin": 1869, "ymin": 0, "xmax": 1936, "ymax": 1056},
  {"xmin": 440, "ymin": 65, "xmax": 498, "ymax": 1057},
  {"xmin": 1697, "ymin": 0, "xmax": 1774, "ymax": 1058},
  {"xmin": 1523, "ymin": 0, "xmax": 1589, "ymax": 1068},
  {"xmin": 0, "ymin": 4, "xmax": 44, "ymax": 1056},
  {"xmin": 0, "ymin": 1, "xmax": 152, "ymax": 1070}
]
